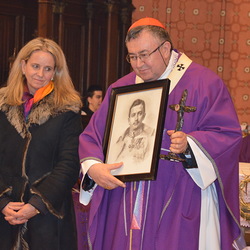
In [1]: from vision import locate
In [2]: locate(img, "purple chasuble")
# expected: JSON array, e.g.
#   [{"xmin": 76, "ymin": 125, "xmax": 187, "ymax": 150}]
[
  {"xmin": 79, "ymin": 53, "xmax": 243, "ymax": 250},
  {"xmin": 239, "ymin": 135, "xmax": 250, "ymax": 163}
]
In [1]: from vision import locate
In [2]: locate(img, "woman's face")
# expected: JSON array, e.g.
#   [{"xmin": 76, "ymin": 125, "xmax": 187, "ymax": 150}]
[{"xmin": 21, "ymin": 50, "xmax": 55, "ymax": 95}]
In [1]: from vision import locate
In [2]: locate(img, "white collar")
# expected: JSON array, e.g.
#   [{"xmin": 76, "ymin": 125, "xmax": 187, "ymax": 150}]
[{"xmin": 159, "ymin": 50, "xmax": 179, "ymax": 80}]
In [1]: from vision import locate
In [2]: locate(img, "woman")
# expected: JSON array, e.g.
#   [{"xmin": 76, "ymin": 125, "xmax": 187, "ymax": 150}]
[{"xmin": 0, "ymin": 37, "xmax": 82, "ymax": 249}]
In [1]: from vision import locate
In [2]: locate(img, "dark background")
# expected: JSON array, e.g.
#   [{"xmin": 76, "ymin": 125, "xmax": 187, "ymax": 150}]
[{"xmin": 0, "ymin": 0, "xmax": 135, "ymax": 97}]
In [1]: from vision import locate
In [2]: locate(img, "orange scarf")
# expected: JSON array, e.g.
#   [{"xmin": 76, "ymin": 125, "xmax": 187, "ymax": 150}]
[
  {"xmin": 23, "ymin": 81, "xmax": 54, "ymax": 118},
  {"xmin": 33, "ymin": 81, "xmax": 54, "ymax": 103}
]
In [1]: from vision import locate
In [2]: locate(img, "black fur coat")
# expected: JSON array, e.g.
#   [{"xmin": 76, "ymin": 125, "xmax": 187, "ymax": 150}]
[{"xmin": 0, "ymin": 91, "xmax": 82, "ymax": 250}]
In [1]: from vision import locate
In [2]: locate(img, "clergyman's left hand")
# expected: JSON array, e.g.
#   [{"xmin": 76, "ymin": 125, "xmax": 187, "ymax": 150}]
[{"xmin": 167, "ymin": 130, "xmax": 188, "ymax": 154}]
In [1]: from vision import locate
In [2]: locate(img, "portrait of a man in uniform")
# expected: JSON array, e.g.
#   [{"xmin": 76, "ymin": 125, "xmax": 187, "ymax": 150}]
[{"xmin": 115, "ymin": 98, "xmax": 155, "ymax": 163}]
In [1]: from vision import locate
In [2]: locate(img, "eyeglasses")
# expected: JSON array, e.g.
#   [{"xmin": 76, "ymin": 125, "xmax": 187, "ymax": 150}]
[{"xmin": 126, "ymin": 40, "xmax": 167, "ymax": 64}]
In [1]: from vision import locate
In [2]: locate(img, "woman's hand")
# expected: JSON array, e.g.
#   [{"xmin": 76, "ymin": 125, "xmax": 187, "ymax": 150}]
[{"xmin": 2, "ymin": 202, "xmax": 39, "ymax": 225}]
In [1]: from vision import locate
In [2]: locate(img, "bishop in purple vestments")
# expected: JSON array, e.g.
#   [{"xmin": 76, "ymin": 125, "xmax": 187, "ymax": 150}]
[{"xmin": 78, "ymin": 18, "xmax": 244, "ymax": 250}]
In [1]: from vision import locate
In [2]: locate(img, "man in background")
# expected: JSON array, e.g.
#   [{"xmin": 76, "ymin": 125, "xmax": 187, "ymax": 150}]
[
  {"xmin": 81, "ymin": 85, "xmax": 103, "ymax": 129},
  {"xmin": 82, "ymin": 85, "xmax": 103, "ymax": 116}
]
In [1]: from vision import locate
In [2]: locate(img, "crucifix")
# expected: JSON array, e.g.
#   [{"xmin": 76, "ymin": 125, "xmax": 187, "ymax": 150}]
[{"xmin": 160, "ymin": 89, "xmax": 197, "ymax": 162}]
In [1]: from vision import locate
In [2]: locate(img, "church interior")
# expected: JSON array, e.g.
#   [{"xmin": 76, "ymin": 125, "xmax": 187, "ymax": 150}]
[{"xmin": 0, "ymin": 0, "xmax": 249, "ymax": 248}]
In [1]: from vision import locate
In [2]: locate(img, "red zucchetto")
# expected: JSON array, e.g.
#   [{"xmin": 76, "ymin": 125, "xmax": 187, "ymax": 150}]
[{"xmin": 128, "ymin": 17, "xmax": 165, "ymax": 31}]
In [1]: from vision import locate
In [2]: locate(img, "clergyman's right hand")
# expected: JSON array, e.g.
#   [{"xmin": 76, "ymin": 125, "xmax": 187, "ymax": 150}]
[{"xmin": 88, "ymin": 162, "xmax": 126, "ymax": 190}]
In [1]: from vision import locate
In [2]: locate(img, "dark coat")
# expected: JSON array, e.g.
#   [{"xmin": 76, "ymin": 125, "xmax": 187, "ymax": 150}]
[{"xmin": 0, "ymin": 91, "xmax": 82, "ymax": 250}]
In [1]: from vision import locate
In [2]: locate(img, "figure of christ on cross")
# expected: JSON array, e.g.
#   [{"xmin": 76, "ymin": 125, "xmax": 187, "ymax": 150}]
[{"xmin": 160, "ymin": 89, "xmax": 196, "ymax": 161}]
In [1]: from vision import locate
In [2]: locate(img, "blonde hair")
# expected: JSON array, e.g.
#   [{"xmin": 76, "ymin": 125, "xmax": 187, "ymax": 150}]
[{"xmin": 1, "ymin": 37, "xmax": 82, "ymax": 107}]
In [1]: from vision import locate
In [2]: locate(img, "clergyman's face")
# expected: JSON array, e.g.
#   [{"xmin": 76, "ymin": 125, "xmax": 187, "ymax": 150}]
[
  {"xmin": 126, "ymin": 30, "xmax": 171, "ymax": 82},
  {"xmin": 128, "ymin": 104, "xmax": 145, "ymax": 131}
]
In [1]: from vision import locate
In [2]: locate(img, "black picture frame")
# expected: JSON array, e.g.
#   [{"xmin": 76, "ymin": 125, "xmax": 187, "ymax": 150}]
[{"xmin": 103, "ymin": 78, "xmax": 170, "ymax": 182}]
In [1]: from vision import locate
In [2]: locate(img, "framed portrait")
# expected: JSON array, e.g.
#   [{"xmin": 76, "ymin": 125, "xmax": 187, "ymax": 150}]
[{"xmin": 103, "ymin": 78, "xmax": 171, "ymax": 182}]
